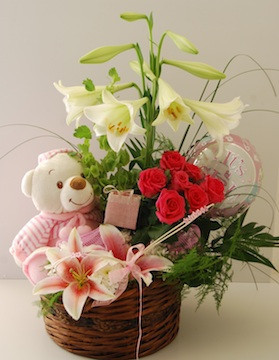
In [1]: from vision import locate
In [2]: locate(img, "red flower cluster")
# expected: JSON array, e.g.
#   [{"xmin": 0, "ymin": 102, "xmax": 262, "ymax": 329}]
[{"xmin": 138, "ymin": 151, "xmax": 225, "ymax": 225}]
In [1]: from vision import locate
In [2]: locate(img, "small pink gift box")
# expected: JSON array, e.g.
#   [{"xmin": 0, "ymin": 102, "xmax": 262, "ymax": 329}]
[{"xmin": 104, "ymin": 190, "xmax": 141, "ymax": 230}]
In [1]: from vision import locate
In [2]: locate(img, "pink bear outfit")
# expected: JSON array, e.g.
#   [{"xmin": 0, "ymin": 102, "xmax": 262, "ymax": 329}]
[{"xmin": 9, "ymin": 203, "xmax": 100, "ymax": 265}]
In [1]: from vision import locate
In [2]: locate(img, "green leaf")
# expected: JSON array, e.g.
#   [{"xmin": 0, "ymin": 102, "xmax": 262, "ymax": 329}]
[
  {"xmin": 101, "ymin": 151, "xmax": 117, "ymax": 172},
  {"xmin": 117, "ymin": 149, "xmax": 130, "ymax": 167},
  {"xmin": 131, "ymin": 227, "xmax": 150, "ymax": 245},
  {"xmin": 126, "ymin": 144, "xmax": 138, "ymax": 159},
  {"xmin": 129, "ymin": 158, "xmax": 144, "ymax": 170},
  {"xmin": 134, "ymin": 138, "xmax": 144, "ymax": 148},
  {"xmin": 223, "ymin": 211, "xmax": 246, "ymax": 240},
  {"xmin": 98, "ymin": 135, "xmax": 111, "ymax": 151},
  {"xmin": 108, "ymin": 67, "xmax": 121, "ymax": 84},
  {"xmin": 120, "ymin": 12, "xmax": 147, "ymax": 22},
  {"xmin": 89, "ymin": 164, "xmax": 100, "ymax": 178},
  {"xmin": 78, "ymin": 142, "xmax": 90, "ymax": 154},
  {"xmin": 82, "ymin": 78, "xmax": 95, "ymax": 91},
  {"xmin": 196, "ymin": 218, "xmax": 221, "ymax": 244},
  {"xmin": 163, "ymin": 59, "xmax": 226, "ymax": 80},
  {"xmin": 232, "ymin": 246, "xmax": 277, "ymax": 270},
  {"xmin": 148, "ymin": 224, "xmax": 171, "ymax": 239},
  {"xmin": 74, "ymin": 126, "xmax": 92, "ymax": 140},
  {"xmin": 80, "ymin": 44, "xmax": 134, "ymax": 64},
  {"xmin": 166, "ymin": 30, "xmax": 198, "ymax": 54},
  {"xmin": 130, "ymin": 138, "xmax": 142, "ymax": 153},
  {"xmin": 256, "ymin": 233, "xmax": 279, "ymax": 241}
]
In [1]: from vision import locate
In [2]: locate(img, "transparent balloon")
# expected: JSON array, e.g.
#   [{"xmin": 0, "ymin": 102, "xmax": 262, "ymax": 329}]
[{"xmin": 188, "ymin": 134, "xmax": 263, "ymax": 217}]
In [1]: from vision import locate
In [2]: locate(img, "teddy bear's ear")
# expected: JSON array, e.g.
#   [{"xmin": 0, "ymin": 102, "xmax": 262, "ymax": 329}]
[{"xmin": 21, "ymin": 169, "xmax": 34, "ymax": 197}]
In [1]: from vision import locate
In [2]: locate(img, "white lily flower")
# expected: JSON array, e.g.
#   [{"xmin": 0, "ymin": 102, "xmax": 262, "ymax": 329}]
[
  {"xmin": 84, "ymin": 90, "xmax": 148, "ymax": 152},
  {"xmin": 54, "ymin": 81, "xmax": 104, "ymax": 126},
  {"xmin": 183, "ymin": 97, "xmax": 246, "ymax": 157},
  {"xmin": 152, "ymin": 78, "xmax": 194, "ymax": 131},
  {"xmin": 54, "ymin": 81, "xmax": 134, "ymax": 127}
]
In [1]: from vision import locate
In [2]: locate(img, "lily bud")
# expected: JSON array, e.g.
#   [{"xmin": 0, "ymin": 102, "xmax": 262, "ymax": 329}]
[
  {"xmin": 129, "ymin": 60, "xmax": 156, "ymax": 81},
  {"xmin": 163, "ymin": 59, "xmax": 226, "ymax": 80},
  {"xmin": 166, "ymin": 30, "xmax": 198, "ymax": 55},
  {"xmin": 120, "ymin": 12, "xmax": 147, "ymax": 22},
  {"xmin": 80, "ymin": 44, "xmax": 134, "ymax": 64}
]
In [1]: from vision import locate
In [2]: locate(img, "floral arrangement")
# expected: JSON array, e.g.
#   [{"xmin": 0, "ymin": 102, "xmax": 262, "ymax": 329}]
[{"xmin": 10, "ymin": 12, "xmax": 279, "ymax": 357}]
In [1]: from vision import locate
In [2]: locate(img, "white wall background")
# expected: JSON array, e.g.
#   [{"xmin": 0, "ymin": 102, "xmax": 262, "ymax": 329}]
[{"xmin": 0, "ymin": 0, "xmax": 278, "ymax": 281}]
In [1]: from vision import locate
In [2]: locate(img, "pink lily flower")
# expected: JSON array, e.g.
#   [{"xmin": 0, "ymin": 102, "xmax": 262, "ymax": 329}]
[
  {"xmin": 98, "ymin": 224, "xmax": 173, "ymax": 286},
  {"xmin": 33, "ymin": 228, "xmax": 122, "ymax": 320},
  {"xmin": 23, "ymin": 227, "xmax": 106, "ymax": 285}
]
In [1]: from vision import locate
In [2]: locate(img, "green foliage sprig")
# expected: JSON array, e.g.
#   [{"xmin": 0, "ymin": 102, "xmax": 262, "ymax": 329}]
[
  {"xmin": 166, "ymin": 210, "xmax": 279, "ymax": 308},
  {"xmin": 71, "ymin": 125, "xmax": 140, "ymax": 201}
]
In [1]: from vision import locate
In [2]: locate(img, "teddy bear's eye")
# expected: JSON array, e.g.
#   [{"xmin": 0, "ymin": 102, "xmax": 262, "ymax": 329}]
[{"xmin": 57, "ymin": 181, "xmax": 63, "ymax": 189}]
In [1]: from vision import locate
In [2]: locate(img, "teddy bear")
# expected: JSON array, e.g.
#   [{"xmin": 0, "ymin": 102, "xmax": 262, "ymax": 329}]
[{"xmin": 9, "ymin": 149, "xmax": 102, "ymax": 268}]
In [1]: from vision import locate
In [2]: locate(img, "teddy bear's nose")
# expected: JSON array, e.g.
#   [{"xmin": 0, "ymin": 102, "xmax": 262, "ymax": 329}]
[{"xmin": 70, "ymin": 177, "xmax": 86, "ymax": 190}]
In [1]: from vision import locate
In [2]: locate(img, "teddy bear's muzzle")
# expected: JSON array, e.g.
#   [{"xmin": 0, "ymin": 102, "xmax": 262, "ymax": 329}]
[{"xmin": 70, "ymin": 176, "xmax": 86, "ymax": 190}]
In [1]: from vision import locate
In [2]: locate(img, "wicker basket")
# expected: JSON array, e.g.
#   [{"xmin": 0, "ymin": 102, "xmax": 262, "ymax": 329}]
[{"xmin": 42, "ymin": 278, "xmax": 182, "ymax": 360}]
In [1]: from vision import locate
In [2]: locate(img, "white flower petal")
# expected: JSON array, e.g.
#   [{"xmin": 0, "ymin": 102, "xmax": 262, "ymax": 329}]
[
  {"xmin": 93, "ymin": 124, "xmax": 107, "ymax": 136},
  {"xmin": 88, "ymin": 280, "xmax": 116, "ymax": 301},
  {"xmin": 84, "ymin": 103, "xmax": 117, "ymax": 124},
  {"xmin": 158, "ymin": 78, "xmax": 179, "ymax": 109},
  {"xmin": 85, "ymin": 90, "xmax": 147, "ymax": 152},
  {"xmin": 130, "ymin": 123, "xmax": 146, "ymax": 135},
  {"xmin": 107, "ymin": 130, "xmax": 128, "ymax": 152},
  {"xmin": 167, "ymin": 118, "xmax": 180, "ymax": 131},
  {"xmin": 33, "ymin": 276, "xmax": 67, "ymax": 295},
  {"xmin": 124, "ymin": 97, "xmax": 148, "ymax": 115},
  {"xmin": 62, "ymin": 282, "xmax": 90, "ymax": 320},
  {"xmin": 152, "ymin": 110, "xmax": 166, "ymax": 126},
  {"xmin": 153, "ymin": 79, "xmax": 194, "ymax": 131},
  {"xmin": 183, "ymin": 97, "xmax": 245, "ymax": 157},
  {"xmin": 102, "ymin": 89, "xmax": 121, "ymax": 105},
  {"xmin": 65, "ymin": 107, "xmax": 83, "ymax": 126},
  {"xmin": 68, "ymin": 228, "xmax": 83, "ymax": 253}
]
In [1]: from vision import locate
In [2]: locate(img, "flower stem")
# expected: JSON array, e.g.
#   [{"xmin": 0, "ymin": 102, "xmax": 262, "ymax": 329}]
[
  {"xmin": 156, "ymin": 32, "xmax": 167, "ymax": 77},
  {"xmin": 134, "ymin": 43, "xmax": 146, "ymax": 94}
]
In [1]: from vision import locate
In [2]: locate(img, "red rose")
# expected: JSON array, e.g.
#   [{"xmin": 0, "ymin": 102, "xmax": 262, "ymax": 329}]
[
  {"xmin": 160, "ymin": 151, "xmax": 186, "ymax": 171},
  {"xmin": 201, "ymin": 175, "xmax": 225, "ymax": 204},
  {"xmin": 156, "ymin": 189, "xmax": 186, "ymax": 225},
  {"xmin": 138, "ymin": 168, "xmax": 167, "ymax": 198},
  {"xmin": 169, "ymin": 171, "xmax": 191, "ymax": 192},
  {"xmin": 183, "ymin": 162, "xmax": 203, "ymax": 182},
  {"xmin": 185, "ymin": 184, "xmax": 209, "ymax": 211}
]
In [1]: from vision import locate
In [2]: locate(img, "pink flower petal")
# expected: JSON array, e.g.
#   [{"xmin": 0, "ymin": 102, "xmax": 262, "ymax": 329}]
[
  {"xmin": 68, "ymin": 227, "xmax": 83, "ymax": 254},
  {"xmin": 136, "ymin": 255, "xmax": 173, "ymax": 272},
  {"xmin": 109, "ymin": 267, "xmax": 130, "ymax": 284},
  {"xmin": 138, "ymin": 271, "xmax": 153, "ymax": 286},
  {"xmin": 80, "ymin": 255, "xmax": 101, "ymax": 275},
  {"xmin": 99, "ymin": 224, "xmax": 128, "ymax": 260},
  {"xmin": 62, "ymin": 282, "xmax": 90, "ymax": 320},
  {"xmin": 46, "ymin": 247, "xmax": 65, "ymax": 264},
  {"xmin": 56, "ymin": 257, "xmax": 81, "ymax": 283},
  {"xmin": 88, "ymin": 280, "xmax": 116, "ymax": 301},
  {"xmin": 33, "ymin": 276, "xmax": 67, "ymax": 295}
]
